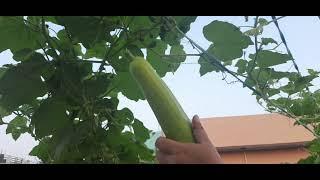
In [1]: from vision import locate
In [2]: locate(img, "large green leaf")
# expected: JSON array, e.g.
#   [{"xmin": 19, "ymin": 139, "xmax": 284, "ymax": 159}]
[
  {"xmin": 114, "ymin": 108, "xmax": 134, "ymax": 125},
  {"xmin": 113, "ymin": 72, "xmax": 145, "ymax": 101},
  {"xmin": 0, "ymin": 53, "xmax": 49, "ymax": 112},
  {"xmin": 29, "ymin": 137, "xmax": 52, "ymax": 163},
  {"xmin": 169, "ymin": 44, "xmax": 186, "ymax": 63},
  {"xmin": 12, "ymin": 48, "xmax": 36, "ymax": 62},
  {"xmin": 6, "ymin": 116, "xmax": 28, "ymax": 140},
  {"xmin": 146, "ymin": 40, "xmax": 175, "ymax": 77},
  {"xmin": 249, "ymin": 50, "xmax": 291, "ymax": 68},
  {"xmin": 31, "ymin": 96, "xmax": 70, "ymax": 138},
  {"xmin": 245, "ymin": 68, "xmax": 290, "ymax": 88},
  {"xmin": 54, "ymin": 16, "xmax": 116, "ymax": 48},
  {"xmin": 0, "ymin": 16, "xmax": 45, "ymax": 53},
  {"xmin": 198, "ymin": 54, "xmax": 220, "ymax": 76},
  {"xmin": 132, "ymin": 119, "xmax": 150, "ymax": 143},
  {"xmin": 203, "ymin": 21, "xmax": 253, "ymax": 62}
]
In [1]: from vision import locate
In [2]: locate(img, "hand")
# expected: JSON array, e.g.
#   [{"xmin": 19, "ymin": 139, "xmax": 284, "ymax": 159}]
[{"xmin": 155, "ymin": 115, "xmax": 223, "ymax": 164}]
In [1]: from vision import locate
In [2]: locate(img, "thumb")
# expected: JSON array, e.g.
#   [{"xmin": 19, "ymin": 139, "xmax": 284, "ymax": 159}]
[{"xmin": 192, "ymin": 115, "xmax": 211, "ymax": 144}]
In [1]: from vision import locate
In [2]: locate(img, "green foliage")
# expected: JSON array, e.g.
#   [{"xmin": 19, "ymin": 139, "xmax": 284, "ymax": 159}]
[
  {"xmin": 6, "ymin": 116, "xmax": 28, "ymax": 140},
  {"xmin": 200, "ymin": 20, "xmax": 253, "ymax": 76},
  {"xmin": 0, "ymin": 16, "xmax": 45, "ymax": 53},
  {"xmin": 0, "ymin": 16, "xmax": 197, "ymax": 163},
  {"xmin": 0, "ymin": 53, "xmax": 49, "ymax": 112},
  {"xmin": 249, "ymin": 50, "xmax": 292, "ymax": 68}
]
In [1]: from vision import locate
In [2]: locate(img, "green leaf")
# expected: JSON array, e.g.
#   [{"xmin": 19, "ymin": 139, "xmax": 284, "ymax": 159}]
[
  {"xmin": 308, "ymin": 139, "xmax": 320, "ymax": 153},
  {"xmin": 281, "ymin": 75, "xmax": 317, "ymax": 95},
  {"xmin": 307, "ymin": 69, "xmax": 319, "ymax": 76},
  {"xmin": 249, "ymin": 50, "xmax": 291, "ymax": 68},
  {"xmin": 6, "ymin": 116, "xmax": 28, "ymax": 140},
  {"xmin": 261, "ymin": 38, "xmax": 278, "ymax": 46},
  {"xmin": 0, "ymin": 67, "xmax": 6, "ymax": 78},
  {"xmin": 31, "ymin": 96, "xmax": 70, "ymax": 138},
  {"xmin": 44, "ymin": 16, "xmax": 58, "ymax": 24},
  {"xmin": 270, "ymin": 97, "xmax": 292, "ymax": 109},
  {"xmin": 0, "ymin": 53, "xmax": 48, "ymax": 112},
  {"xmin": 83, "ymin": 73, "xmax": 111, "ymax": 98},
  {"xmin": 29, "ymin": 137, "xmax": 52, "ymax": 162},
  {"xmin": 235, "ymin": 59, "xmax": 247, "ymax": 74},
  {"xmin": 160, "ymin": 16, "xmax": 196, "ymax": 46},
  {"xmin": 0, "ymin": 16, "xmax": 45, "ymax": 53},
  {"xmin": 244, "ymin": 28, "xmax": 262, "ymax": 36},
  {"xmin": 130, "ymin": 16, "xmax": 161, "ymax": 49},
  {"xmin": 114, "ymin": 108, "xmax": 134, "ymax": 125},
  {"xmin": 84, "ymin": 42, "xmax": 107, "ymax": 59},
  {"xmin": 54, "ymin": 29, "xmax": 84, "ymax": 58},
  {"xmin": 132, "ymin": 119, "xmax": 150, "ymax": 143},
  {"xmin": 198, "ymin": 55, "xmax": 220, "ymax": 76},
  {"xmin": 258, "ymin": 18, "xmax": 269, "ymax": 26},
  {"xmin": 0, "ymin": 105, "xmax": 9, "ymax": 120},
  {"xmin": 266, "ymin": 88, "xmax": 280, "ymax": 97},
  {"xmin": 295, "ymin": 75, "xmax": 318, "ymax": 89},
  {"xmin": 147, "ymin": 40, "xmax": 174, "ymax": 77},
  {"xmin": 113, "ymin": 72, "xmax": 145, "ymax": 101},
  {"xmin": 290, "ymin": 100, "xmax": 303, "ymax": 116},
  {"xmin": 245, "ymin": 68, "xmax": 290, "ymax": 88},
  {"xmin": 173, "ymin": 16, "xmax": 197, "ymax": 33},
  {"xmin": 55, "ymin": 16, "xmax": 114, "ymax": 48},
  {"xmin": 298, "ymin": 155, "xmax": 317, "ymax": 164},
  {"xmin": 301, "ymin": 95, "xmax": 317, "ymax": 115},
  {"xmin": 111, "ymin": 58, "xmax": 132, "ymax": 73},
  {"xmin": 94, "ymin": 97, "xmax": 119, "ymax": 115},
  {"xmin": 130, "ymin": 16, "xmax": 154, "ymax": 32},
  {"xmin": 203, "ymin": 21, "xmax": 253, "ymax": 62},
  {"xmin": 169, "ymin": 45, "xmax": 186, "ymax": 63},
  {"xmin": 50, "ymin": 126, "xmax": 75, "ymax": 159},
  {"xmin": 12, "ymin": 49, "xmax": 35, "ymax": 61}
]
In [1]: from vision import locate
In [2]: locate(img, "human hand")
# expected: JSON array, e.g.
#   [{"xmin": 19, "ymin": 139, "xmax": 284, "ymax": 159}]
[{"xmin": 155, "ymin": 115, "xmax": 223, "ymax": 164}]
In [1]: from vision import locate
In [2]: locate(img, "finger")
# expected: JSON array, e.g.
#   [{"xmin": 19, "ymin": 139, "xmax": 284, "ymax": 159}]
[
  {"xmin": 155, "ymin": 137, "xmax": 184, "ymax": 154},
  {"xmin": 192, "ymin": 115, "xmax": 212, "ymax": 144},
  {"xmin": 156, "ymin": 151, "xmax": 176, "ymax": 164}
]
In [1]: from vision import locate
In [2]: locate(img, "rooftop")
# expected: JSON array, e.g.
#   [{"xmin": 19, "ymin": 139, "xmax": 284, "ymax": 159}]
[{"xmin": 201, "ymin": 113, "xmax": 314, "ymax": 151}]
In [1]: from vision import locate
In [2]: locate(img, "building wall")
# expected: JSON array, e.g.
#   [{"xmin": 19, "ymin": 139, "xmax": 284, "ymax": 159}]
[
  {"xmin": 0, "ymin": 153, "xmax": 36, "ymax": 164},
  {"xmin": 220, "ymin": 147, "xmax": 310, "ymax": 164}
]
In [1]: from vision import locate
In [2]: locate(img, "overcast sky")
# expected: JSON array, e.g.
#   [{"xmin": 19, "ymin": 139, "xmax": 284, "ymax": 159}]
[{"xmin": 1, "ymin": 16, "xmax": 319, "ymax": 160}]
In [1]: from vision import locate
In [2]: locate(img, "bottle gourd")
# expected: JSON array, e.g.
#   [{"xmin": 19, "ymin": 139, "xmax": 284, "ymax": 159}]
[{"xmin": 129, "ymin": 56, "xmax": 195, "ymax": 143}]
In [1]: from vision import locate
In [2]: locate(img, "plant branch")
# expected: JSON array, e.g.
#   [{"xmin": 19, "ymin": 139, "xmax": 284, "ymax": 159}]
[
  {"xmin": 248, "ymin": 16, "xmax": 261, "ymax": 78},
  {"xmin": 271, "ymin": 16, "xmax": 301, "ymax": 75},
  {"xmin": 267, "ymin": 16, "xmax": 286, "ymax": 25},
  {"xmin": 41, "ymin": 16, "xmax": 60, "ymax": 60}
]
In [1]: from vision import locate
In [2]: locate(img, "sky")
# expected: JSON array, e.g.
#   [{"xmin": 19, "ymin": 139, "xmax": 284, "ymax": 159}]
[{"xmin": 0, "ymin": 16, "xmax": 319, "ymax": 160}]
